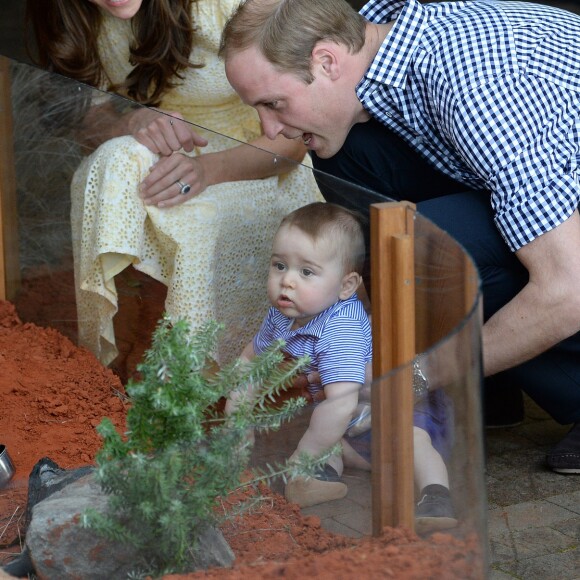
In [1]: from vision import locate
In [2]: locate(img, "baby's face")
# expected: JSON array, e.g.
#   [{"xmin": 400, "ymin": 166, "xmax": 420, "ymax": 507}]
[{"xmin": 267, "ymin": 225, "xmax": 346, "ymax": 327}]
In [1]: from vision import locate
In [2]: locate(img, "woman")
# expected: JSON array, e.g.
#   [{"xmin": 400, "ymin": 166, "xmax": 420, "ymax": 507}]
[{"xmin": 25, "ymin": 0, "xmax": 323, "ymax": 367}]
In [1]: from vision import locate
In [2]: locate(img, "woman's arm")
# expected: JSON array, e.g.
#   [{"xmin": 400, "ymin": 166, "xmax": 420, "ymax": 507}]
[
  {"xmin": 139, "ymin": 131, "xmax": 308, "ymax": 208},
  {"xmin": 200, "ymin": 133, "xmax": 307, "ymax": 183},
  {"xmin": 74, "ymin": 100, "xmax": 137, "ymax": 153},
  {"xmin": 78, "ymin": 100, "xmax": 308, "ymax": 208}
]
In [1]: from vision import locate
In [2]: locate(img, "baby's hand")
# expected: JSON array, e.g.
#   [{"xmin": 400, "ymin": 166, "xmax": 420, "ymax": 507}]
[
  {"xmin": 291, "ymin": 372, "xmax": 325, "ymax": 403},
  {"xmin": 307, "ymin": 370, "xmax": 322, "ymax": 386}
]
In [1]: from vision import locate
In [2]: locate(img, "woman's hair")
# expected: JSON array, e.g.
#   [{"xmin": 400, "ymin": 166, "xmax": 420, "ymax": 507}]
[
  {"xmin": 280, "ymin": 202, "xmax": 366, "ymax": 275},
  {"xmin": 25, "ymin": 0, "xmax": 201, "ymax": 106},
  {"xmin": 219, "ymin": 0, "xmax": 366, "ymax": 84}
]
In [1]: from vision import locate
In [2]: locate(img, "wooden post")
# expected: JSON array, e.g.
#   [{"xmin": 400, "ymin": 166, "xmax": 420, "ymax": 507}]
[
  {"xmin": 0, "ymin": 56, "xmax": 20, "ymax": 300},
  {"xmin": 370, "ymin": 201, "xmax": 416, "ymax": 536},
  {"xmin": 463, "ymin": 252, "xmax": 479, "ymax": 318}
]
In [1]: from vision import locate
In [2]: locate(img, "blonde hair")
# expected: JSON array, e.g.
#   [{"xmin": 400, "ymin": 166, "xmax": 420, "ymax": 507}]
[
  {"xmin": 280, "ymin": 202, "xmax": 365, "ymax": 274},
  {"xmin": 219, "ymin": 0, "xmax": 366, "ymax": 84}
]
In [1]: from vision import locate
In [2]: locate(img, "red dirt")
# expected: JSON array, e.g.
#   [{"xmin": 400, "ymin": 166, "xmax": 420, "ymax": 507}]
[{"xmin": 0, "ymin": 290, "xmax": 483, "ymax": 579}]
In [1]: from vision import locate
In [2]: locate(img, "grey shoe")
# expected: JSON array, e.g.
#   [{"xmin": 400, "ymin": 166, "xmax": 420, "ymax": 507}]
[
  {"xmin": 415, "ymin": 490, "xmax": 458, "ymax": 534},
  {"xmin": 546, "ymin": 423, "xmax": 580, "ymax": 474}
]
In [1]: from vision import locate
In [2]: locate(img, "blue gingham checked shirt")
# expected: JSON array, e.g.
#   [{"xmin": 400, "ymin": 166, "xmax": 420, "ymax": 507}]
[{"xmin": 357, "ymin": 0, "xmax": 580, "ymax": 251}]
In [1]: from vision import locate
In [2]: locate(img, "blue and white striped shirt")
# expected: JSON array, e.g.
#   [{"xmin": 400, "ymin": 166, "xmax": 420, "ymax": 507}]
[
  {"xmin": 358, "ymin": 0, "xmax": 580, "ymax": 251},
  {"xmin": 253, "ymin": 294, "xmax": 372, "ymax": 394}
]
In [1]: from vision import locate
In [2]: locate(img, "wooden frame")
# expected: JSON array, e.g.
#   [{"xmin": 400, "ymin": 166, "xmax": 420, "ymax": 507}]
[
  {"xmin": 0, "ymin": 56, "xmax": 20, "ymax": 301},
  {"xmin": 370, "ymin": 201, "xmax": 479, "ymax": 536},
  {"xmin": 370, "ymin": 201, "xmax": 416, "ymax": 535}
]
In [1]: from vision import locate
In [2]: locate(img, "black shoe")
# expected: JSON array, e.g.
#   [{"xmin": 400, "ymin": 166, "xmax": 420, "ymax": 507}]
[
  {"xmin": 314, "ymin": 463, "xmax": 341, "ymax": 482},
  {"xmin": 484, "ymin": 377, "xmax": 524, "ymax": 428},
  {"xmin": 546, "ymin": 423, "xmax": 580, "ymax": 474},
  {"xmin": 415, "ymin": 485, "xmax": 458, "ymax": 534}
]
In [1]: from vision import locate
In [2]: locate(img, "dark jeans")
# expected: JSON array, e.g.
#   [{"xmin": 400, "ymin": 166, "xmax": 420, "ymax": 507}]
[{"xmin": 311, "ymin": 119, "xmax": 580, "ymax": 424}]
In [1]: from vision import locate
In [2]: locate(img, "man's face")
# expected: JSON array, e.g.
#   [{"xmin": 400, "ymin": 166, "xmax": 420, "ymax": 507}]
[{"xmin": 225, "ymin": 45, "xmax": 355, "ymax": 159}]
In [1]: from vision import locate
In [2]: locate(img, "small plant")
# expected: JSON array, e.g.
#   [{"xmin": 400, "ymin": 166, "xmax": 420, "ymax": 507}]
[{"xmin": 82, "ymin": 317, "xmax": 332, "ymax": 576}]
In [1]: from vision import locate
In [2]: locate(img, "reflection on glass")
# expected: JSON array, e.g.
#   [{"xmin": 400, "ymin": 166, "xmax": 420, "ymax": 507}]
[
  {"xmin": 9, "ymin": 59, "xmax": 324, "ymax": 375},
  {"xmin": 3, "ymin": 56, "xmax": 485, "ymax": 576}
]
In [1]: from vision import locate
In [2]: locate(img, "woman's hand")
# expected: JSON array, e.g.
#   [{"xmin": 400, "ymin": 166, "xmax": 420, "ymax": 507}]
[
  {"xmin": 140, "ymin": 152, "xmax": 208, "ymax": 208},
  {"xmin": 137, "ymin": 115, "xmax": 310, "ymax": 209},
  {"xmin": 127, "ymin": 108, "xmax": 208, "ymax": 155}
]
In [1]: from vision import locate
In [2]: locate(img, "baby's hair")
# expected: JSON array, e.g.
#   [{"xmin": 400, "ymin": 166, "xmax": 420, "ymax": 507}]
[{"xmin": 279, "ymin": 202, "xmax": 365, "ymax": 274}]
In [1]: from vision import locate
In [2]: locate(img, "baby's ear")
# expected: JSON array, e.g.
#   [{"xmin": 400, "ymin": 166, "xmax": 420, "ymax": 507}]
[{"xmin": 339, "ymin": 272, "xmax": 362, "ymax": 300}]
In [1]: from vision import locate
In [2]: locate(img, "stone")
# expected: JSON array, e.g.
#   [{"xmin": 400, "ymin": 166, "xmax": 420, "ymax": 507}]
[
  {"xmin": 24, "ymin": 457, "xmax": 93, "ymax": 531},
  {"xmin": 25, "ymin": 472, "xmax": 234, "ymax": 579}
]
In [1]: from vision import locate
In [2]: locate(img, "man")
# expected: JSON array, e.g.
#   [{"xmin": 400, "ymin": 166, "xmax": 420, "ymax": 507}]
[{"xmin": 219, "ymin": 0, "xmax": 580, "ymax": 473}]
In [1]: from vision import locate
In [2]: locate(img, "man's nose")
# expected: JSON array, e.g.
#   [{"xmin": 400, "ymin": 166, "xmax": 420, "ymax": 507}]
[{"xmin": 259, "ymin": 110, "xmax": 284, "ymax": 140}]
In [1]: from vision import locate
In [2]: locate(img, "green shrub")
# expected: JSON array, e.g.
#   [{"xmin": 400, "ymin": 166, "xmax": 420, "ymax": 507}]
[{"xmin": 82, "ymin": 317, "xmax": 332, "ymax": 576}]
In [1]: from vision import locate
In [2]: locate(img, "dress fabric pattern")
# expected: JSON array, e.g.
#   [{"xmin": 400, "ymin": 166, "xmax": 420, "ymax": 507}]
[{"xmin": 70, "ymin": 0, "xmax": 323, "ymax": 366}]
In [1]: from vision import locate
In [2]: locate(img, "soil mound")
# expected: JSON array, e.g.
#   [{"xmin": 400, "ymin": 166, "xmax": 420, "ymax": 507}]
[{"xmin": 0, "ymin": 300, "xmax": 481, "ymax": 579}]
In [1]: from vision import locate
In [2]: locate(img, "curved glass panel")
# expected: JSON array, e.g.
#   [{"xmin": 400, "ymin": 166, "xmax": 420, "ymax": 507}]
[{"xmin": 1, "ymin": 57, "xmax": 485, "ymax": 577}]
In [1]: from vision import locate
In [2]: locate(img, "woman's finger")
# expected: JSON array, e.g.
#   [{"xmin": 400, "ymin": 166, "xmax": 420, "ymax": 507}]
[{"xmin": 140, "ymin": 154, "xmax": 205, "ymax": 206}]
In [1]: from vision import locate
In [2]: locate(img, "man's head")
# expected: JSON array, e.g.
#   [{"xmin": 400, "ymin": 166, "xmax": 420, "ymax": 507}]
[
  {"xmin": 219, "ymin": 0, "xmax": 366, "ymax": 83},
  {"xmin": 220, "ymin": 0, "xmax": 372, "ymax": 158},
  {"xmin": 268, "ymin": 202, "xmax": 365, "ymax": 327}
]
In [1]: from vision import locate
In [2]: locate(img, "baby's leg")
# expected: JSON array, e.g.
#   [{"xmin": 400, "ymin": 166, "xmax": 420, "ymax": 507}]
[
  {"xmin": 413, "ymin": 426, "xmax": 449, "ymax": 491},
  {"xmin": 341, "ymin": 437, "xmax": 371, "ymax": 471},
  {"xmin": 291, "ymin": 381, "xmax": 359, "ymax": 459},
  {"xmin": 284, "ymin": 382, "xmax": 359, "ymax": 507},
  {"xmin": 413, "ymin": 426, "xmax": 456, "ymax": 533},
  {"xmin": 286, "ymin": 443, "xmax": 347, "ymax": 508}
]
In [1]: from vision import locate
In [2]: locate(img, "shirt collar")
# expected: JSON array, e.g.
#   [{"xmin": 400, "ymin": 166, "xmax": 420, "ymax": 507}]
[
  {"xmin": 272, "ymin": 294, "xmax": 360, "ymax": 339},
  {"xmin": 358, "ymin": 0, "xmax": 426, "ymax": 90}
]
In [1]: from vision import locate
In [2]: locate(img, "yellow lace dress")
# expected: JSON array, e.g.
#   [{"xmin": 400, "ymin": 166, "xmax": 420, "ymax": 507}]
[{"xmin": 70, "ymin": 0, "xmax": 323, "ymax": 366}]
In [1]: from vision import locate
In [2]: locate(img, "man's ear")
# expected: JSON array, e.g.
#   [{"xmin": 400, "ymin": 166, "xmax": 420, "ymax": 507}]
[
  {"xmin": 339, "ymin": 272, "xmax": 362, "ymax": 300},
  {"xmin": 311, "ymin": 41, "xmax": 342, "ymax": 80}
]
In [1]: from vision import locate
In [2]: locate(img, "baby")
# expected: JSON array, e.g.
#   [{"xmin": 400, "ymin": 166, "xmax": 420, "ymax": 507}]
[
  {"xmin": 226, "ymin": 202, "xmax": 370, "ymax": 507},
  {"xmin": 227, "ymin": 202, "xmax": 456, "ymax": 532}
]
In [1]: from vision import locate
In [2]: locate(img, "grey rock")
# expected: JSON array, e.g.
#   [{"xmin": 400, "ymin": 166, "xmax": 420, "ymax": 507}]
[
  {"xmin": 24, "ymin": 457, "xmax": 93, "ymax": 531},
  {"xmin": 25, "ymin": 472, "xmax": 234, "ymax": 579},
  {"xmin": 3, "ymin": 459, "xmax": 93, "ymax": 578}
]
